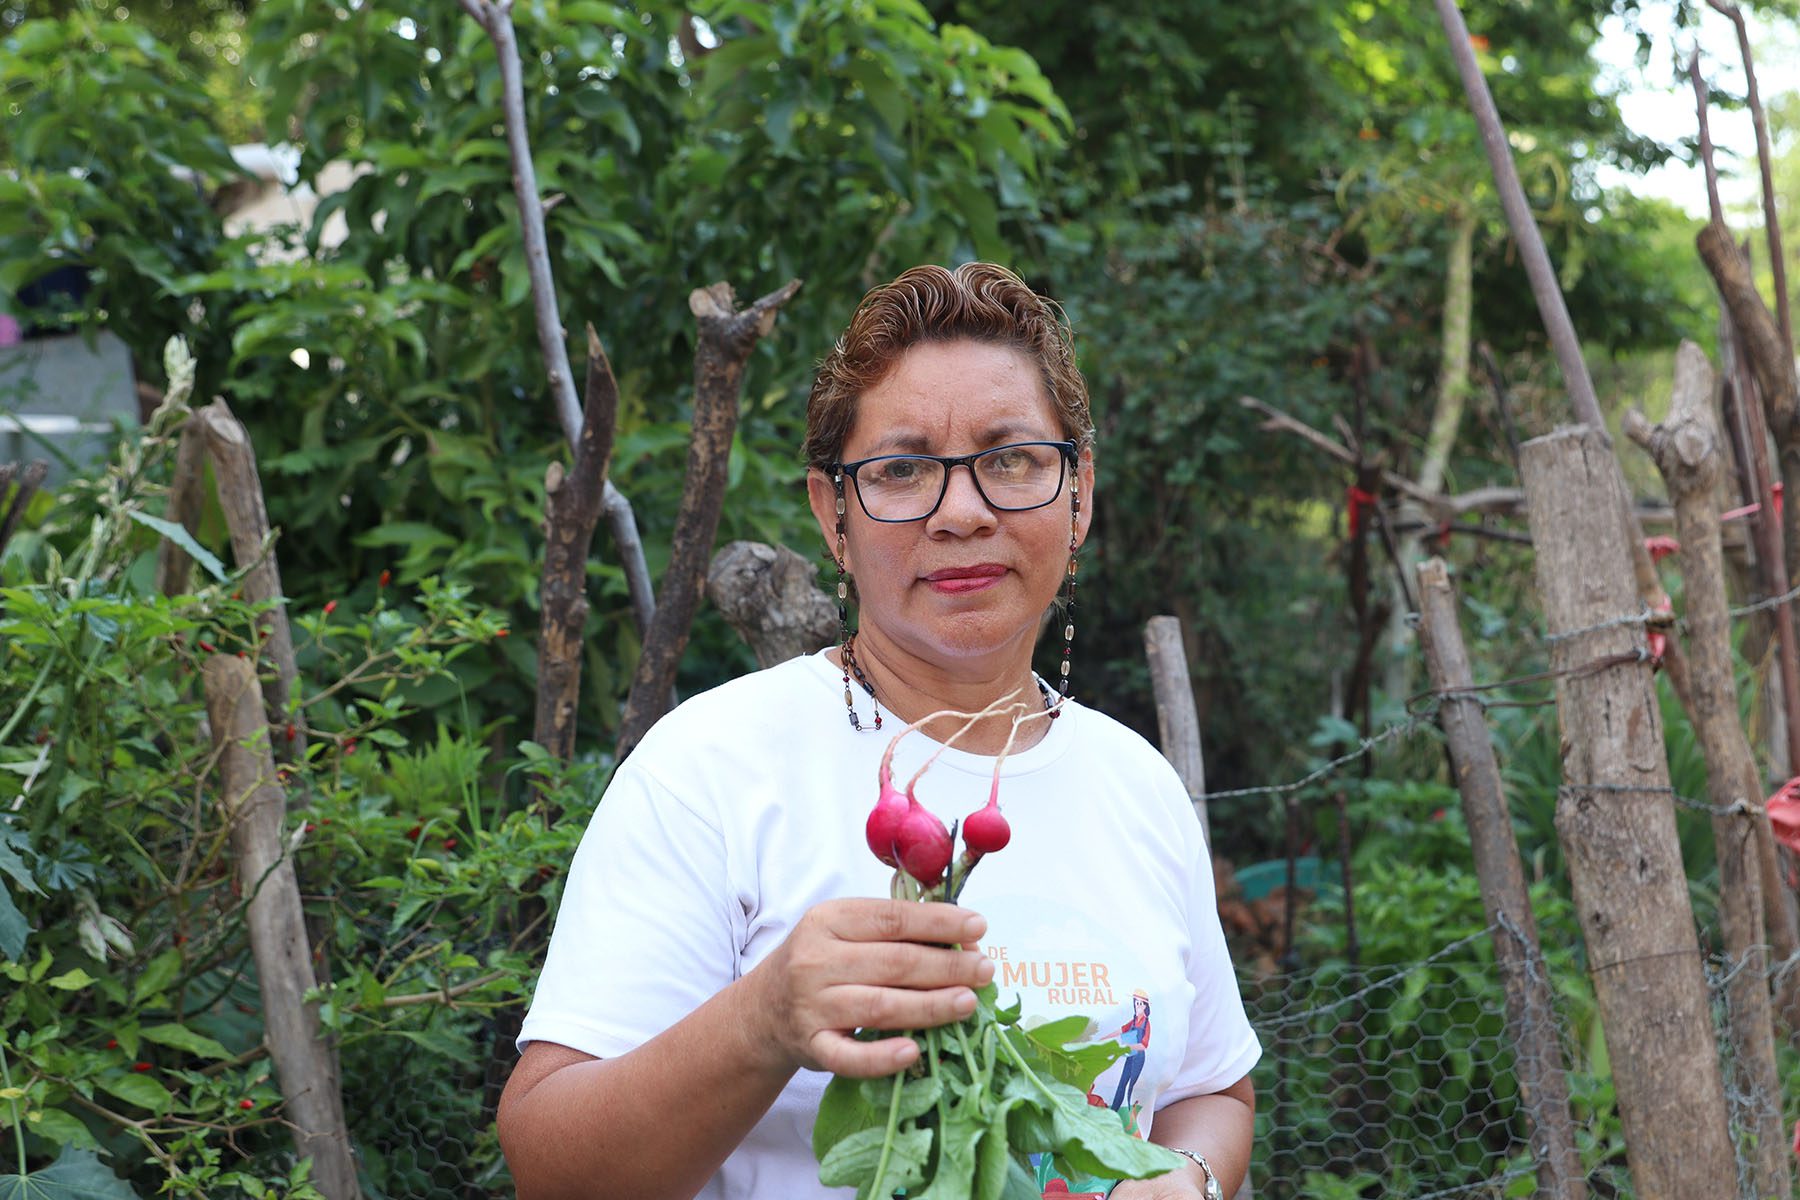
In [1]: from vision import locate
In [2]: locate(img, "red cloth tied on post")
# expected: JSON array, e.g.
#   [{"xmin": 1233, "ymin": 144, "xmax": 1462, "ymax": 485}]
[
  {"xmin": 1767, "ymin": 777, "xmax": 1800, "ymax": 857},
  {"xmin": 1346, "ymin": 485, "xmax": 1378, "ymax": 539},
  {"xmin": 1643, "ymin": 535, "xmax": 1680, "ymax": 563},
  {"xmin": 1645, "ymin": 596, "xmax": 1674, "ymax": 672}
]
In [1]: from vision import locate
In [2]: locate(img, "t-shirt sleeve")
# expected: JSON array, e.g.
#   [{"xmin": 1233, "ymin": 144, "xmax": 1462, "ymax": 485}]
[
  {"xmin": 1159, "ymin": 807, "xmax": 1262, "ymax": 1106},
  {"xmin": 517, "ymin": 762, "xmax": 742, "ymax": 1059}
]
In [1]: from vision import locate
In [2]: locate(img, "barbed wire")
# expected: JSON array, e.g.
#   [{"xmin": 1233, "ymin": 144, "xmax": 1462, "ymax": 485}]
[{"xmin": 1201, "ymin": 716, "xmax": 1429, "ymax": 801}]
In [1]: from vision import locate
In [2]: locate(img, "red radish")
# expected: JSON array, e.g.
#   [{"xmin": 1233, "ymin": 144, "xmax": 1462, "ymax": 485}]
[
  {"xmin": 959, "ymin": 706, "xmax": 1052, "ymax": 862},
  {"xmin": 893, "ymin": 799, "xmax": 954, "ymax": 884},
  {"xmin": 869, "ymin": 704, "xmax": 979, "ymax": 869}
]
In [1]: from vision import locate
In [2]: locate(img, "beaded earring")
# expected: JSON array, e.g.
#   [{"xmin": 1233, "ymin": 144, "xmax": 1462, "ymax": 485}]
[
  {"xmin": 1046, "ymin": 475, "xmax": 1079, "ymax": 717},
  {"xmin": 835, "ymin": 470, "xmax": 883, "ymax": 732}
]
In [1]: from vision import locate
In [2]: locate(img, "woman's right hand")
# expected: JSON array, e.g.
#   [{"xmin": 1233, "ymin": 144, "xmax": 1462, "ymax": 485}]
[{"xmin": 742, "ymin": 898, "xmax": 995, "ymax": 1078}]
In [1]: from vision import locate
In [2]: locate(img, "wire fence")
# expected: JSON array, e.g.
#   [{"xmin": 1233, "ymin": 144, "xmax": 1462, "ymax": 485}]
[
  {"xmin": 1238, "ymin": 922, "xmax": 1799, "ymax": 1200},
  {"xmin": 313, "ymin": 609, "xmax": 1800, "ymax": 1199}
]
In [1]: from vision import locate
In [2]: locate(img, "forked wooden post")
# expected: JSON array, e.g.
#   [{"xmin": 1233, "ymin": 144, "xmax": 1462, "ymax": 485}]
[
  {"xmin": 202, "ymin": 656, "xmax": 358, "ymax": 1199},
  {"xmin": 1519, "ymin": 426, "xmax": 1735, "ymax": 1198},
  {"xmin": 1622, "ymin": 343, "xmax": 1789, "ymax": 1199},
  {"xmin": 1415, "ymin": 557, "xmax": 1583, "ymax": 1200},
  {"xmin": 1144, "ymin": 615, "xmax": 1211, "ymax": 846}
]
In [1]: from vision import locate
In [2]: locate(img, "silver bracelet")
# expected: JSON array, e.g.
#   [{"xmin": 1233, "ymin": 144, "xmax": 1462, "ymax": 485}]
[{"xmin": 1167, "ymin": 1147, "xmax": 1223, "ymax": 1200}]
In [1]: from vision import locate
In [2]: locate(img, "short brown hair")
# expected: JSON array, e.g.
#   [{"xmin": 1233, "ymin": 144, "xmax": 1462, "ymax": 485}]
[{"xmin": 803, "ymin": 263, "xmax": 1093, "ymax": 469}]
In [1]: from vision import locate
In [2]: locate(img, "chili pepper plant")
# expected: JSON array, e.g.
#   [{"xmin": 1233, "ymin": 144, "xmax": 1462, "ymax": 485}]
[{"xmin": 814, "ymin": 697, "xmax": 1188, "ymax": 1199}]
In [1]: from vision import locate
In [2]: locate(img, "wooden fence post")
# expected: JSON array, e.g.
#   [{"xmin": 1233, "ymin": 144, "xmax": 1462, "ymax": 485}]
[
  {"xmin": 1143, "ymin": 615, "xmax": 1249, "ymax": 1200},
  {"xmin": 1622, "ymin": 343, "xmax": 1790, "ymax": 1199},
  {"xmin": 197, "ymin": 399, "xmax": 305, "ymax": 761},
  {"xmin": 1143, "ymin": 615, "xmax": 1211, "ymax": 846},
  {"xmin": 1416, "ymin": 557, "xmax": 1584, "ymax": 1200},
  {"xmin": 202, "ymin": 656, "xmax": 359, "ymax": 1199},
  {"xmin": 1519, "ymin": 426, "xmax": 1736, "ymax": 1199}
]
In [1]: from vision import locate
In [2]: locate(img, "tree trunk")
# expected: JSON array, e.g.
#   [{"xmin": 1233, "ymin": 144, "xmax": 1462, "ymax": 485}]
[
  {"xmin": 1518, "ymin": 425, "xmax": 1736, "ymax": 1200},
  {"xmin": 1620, "ymin": 343, "xmax": 1789, "ymax": 1197},
  {"xmin": 705, "ymin": 540, "xmax": 836, "ymax": 669},
  {"xmin": 534, "ymin": 327, "xmax": 620, "ymax": 769},
  {"xmin": 1415, "ymin": 556, "xmax": 1585, "ymax": 1200},
  {"xmin": 615, "ymin": 279, "xmax": 801, "ymax": 756},
  {"xmin": 202, "ymin": 657, "xmax": 359, "ymax": 1199}
]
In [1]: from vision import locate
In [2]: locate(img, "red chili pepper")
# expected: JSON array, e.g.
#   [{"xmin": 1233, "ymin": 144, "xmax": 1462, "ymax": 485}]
[
  {"xmin": 378, "ymin": 569, "xmax": 392, "ymax": 589},
  {"xmin": 304, "ymin": 822, "xmax": 317, "ymax": 834},
  {"xmin": 495, "ymin": 628, "xmax": 509, "ymax": 638},
  {"xmin": 198, "ymin": 640, "xmax": 216, "ymax": 653},
  {"xmin": 442, "ymin": 837, "xmax": 458, "ymax": 851},
  {"xmin": 133, "ymin": 1062, "xmax": 152, "ymax": 1072},
  {"xmin": 106, "ymin": 1039, "xmax": 119, "ymax": 1050},
  {"xmin": 239, "ymin": 1098, "xmax": 255, "ymax": 1110}
]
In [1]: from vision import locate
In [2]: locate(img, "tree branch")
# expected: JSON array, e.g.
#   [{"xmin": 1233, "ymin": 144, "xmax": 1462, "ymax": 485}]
[
  {"xmin": 1689, "ymin": 51, "xmax": 1727, "ymax": 229},
  {"xmin": 459, "ymin": 0, "xmax": 657, "ymax": 638},
  {"xmin": 1431, "ymin": 0, "xmax": 1603, "ymax": 431},
  {"xmin": 1708, "ymin": 0, "xmax": 1792, "ymax": 352}
]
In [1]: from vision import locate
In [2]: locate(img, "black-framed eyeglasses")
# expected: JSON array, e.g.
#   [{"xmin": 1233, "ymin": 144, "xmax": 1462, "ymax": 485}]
[{"xmin": 831, "ymin": 440, "xmax": 1078, "ymax": 524}]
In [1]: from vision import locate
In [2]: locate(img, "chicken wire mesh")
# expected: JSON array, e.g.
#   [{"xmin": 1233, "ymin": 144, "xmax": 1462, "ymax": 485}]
[
  {"xmin": 1237, "ymin": 920, "xmax": 1800, "ymax": 1200},
  {"xmin": 313, "ymin": 857, "xmax": 1800, "ymax": 1199}
]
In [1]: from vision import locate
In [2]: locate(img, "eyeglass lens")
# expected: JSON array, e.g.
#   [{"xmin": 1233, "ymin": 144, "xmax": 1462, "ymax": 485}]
[{"xmin": 855, "ymin": 443, "xmax": 1066, "ymax": 521}]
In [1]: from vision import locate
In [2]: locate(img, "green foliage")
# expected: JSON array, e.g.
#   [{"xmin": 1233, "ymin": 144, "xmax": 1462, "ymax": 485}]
[
  {"xmin": 812, "ymin": 984, "xmax": 1181, "ymax": 1199},
  {"xmin": 0, "ymin": 381, "xmax": 597, "ymax": 1192},
  {"xmin": 0, "ymin": 9, "xmax": 247, "ymax": 370}
]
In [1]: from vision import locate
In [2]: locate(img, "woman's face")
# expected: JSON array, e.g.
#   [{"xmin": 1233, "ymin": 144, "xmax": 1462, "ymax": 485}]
[{"xmin": 807, "ymin": 339, "xmax": 1095, "ymax": 672}]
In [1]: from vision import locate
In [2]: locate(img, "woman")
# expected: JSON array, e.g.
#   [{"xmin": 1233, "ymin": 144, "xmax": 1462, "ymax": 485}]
[{"xmin": 498, "ymin": 263, "xmax": 1258, "ymax": 1200}]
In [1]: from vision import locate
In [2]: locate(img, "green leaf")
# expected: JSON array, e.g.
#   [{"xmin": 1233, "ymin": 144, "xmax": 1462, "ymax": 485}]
[
  {"xmin": 912, "ymin": 1092, "xmax": 981, "ymax": 1200},
  {"xmin": 1020, "ymin": 1018, "xmax": 1126, "ymax": 1092},
  {"xmin": 0, "ymin": 887, "xmax": 29, "ymax": 962},
  {"xmin": 125, "ymin": 512, "xmax": 226, "ymax": 583},
  {"xmin": 816, "ymin": 1125, "xmax": 931, "ymax": 1193},
  {"xmin": 813, "ymin": 1070, "xmax": 882, "ymax": 1158},
  {"xmin": 139, "ymin": 1023, "xmax": 231, "ymax": 1062},
  {"xmin": 96, "ymin": 1072, "xmax": 174, "ymax": 1116},
  {"xmin": 132, "ymin": 949, "xmax": 182, "ymax": 1004},
  {"xmin": 16, "ymin": 1108, "xmax": 99, "ymax": 1153},
  {"xmin": 0, "ymin": 1146, "xmax": 140, "ymax": 1200},
  {"xmin": 45, "ymin": 968, "xmax": 94, "ymax": 991}
]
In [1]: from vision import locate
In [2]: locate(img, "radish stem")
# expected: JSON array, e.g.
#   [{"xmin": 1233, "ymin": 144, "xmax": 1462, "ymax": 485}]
[{"xmin": 868, "ymin": 1067, "xmax": 905, "ymax": 1200}]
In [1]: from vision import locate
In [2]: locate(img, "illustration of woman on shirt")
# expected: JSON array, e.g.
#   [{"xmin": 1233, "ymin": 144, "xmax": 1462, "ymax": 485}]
[{"xmin": 1111, "ymin": 990, "xmax": 1151, "ymax": 1113}]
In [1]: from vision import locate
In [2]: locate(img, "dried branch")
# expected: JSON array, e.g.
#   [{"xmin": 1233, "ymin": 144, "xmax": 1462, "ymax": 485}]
[
  {"xmin": 458, "ymin": 0, "xmax": 657, "ymax": 638},
  {"xmin": 535, "ymin": 325, "xmax": 620, "ymax": 768},
  {"xmin": 1430, "ymin": 0, "xmax": 1602, "ymax": 430},
  {"xmin": 1689, "ymin": 51, "xmax": 1728, "ymax": 229},
  {"xmin": 1707, "ymin": 0, "xmax": 1792, "ymax": 351},
  {"xmin": 156, "ymin": 417, "xmax": 208, "ymax": 596},
  {"xmin": 616, "ymin": 279, "xmax": 803, "ymax": 756}
]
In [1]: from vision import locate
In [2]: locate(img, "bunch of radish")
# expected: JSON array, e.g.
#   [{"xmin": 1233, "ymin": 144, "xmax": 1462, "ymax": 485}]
[
  {"xmin": 815, "ymin": 693, "xmax": 1188, "ymax": 1200},
  {"xmin": 865, "ymin": 695, "xmax": 1032, "ymax": 901}
]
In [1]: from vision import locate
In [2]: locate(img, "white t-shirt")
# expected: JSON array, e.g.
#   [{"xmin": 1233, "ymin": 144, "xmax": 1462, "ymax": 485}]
[{"xmin": 520, "ymin": 652, "xmax": 1260, "ymax": 1200}]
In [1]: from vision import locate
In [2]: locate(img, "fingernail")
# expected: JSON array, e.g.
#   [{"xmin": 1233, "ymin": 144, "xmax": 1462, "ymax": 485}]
[
  {"xmin": 963, "ymin": 914, "xmax": 987, "ymax": 939},
  {"xmin": 975, "ymin": 955, "xmax": 995, "ymax": 982},
  {"xmin": 955, "ymin": 989, "xmax": 977, "ymax": 1015}
]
